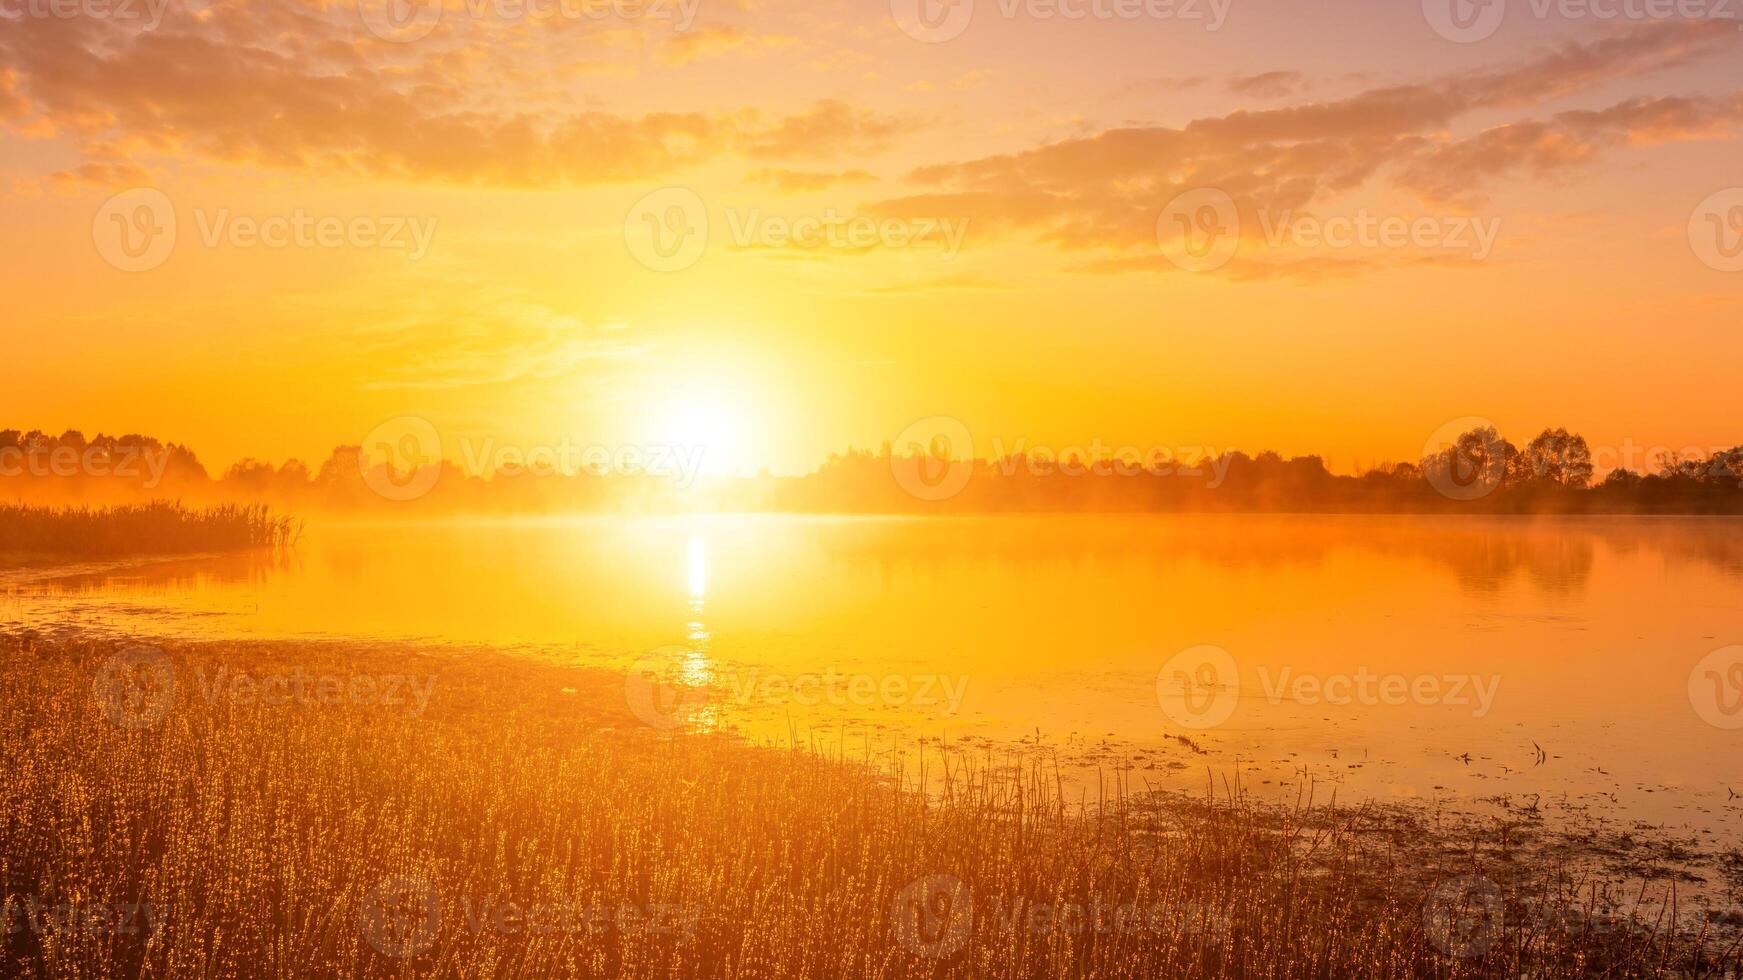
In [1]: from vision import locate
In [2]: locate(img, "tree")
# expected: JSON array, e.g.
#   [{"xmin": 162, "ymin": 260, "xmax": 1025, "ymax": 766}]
[
  {"xmin": 1421, "ymin": 425, "xmax": 1514, "ymax": 497},
  {"xmin": 1601, "ymin": 468, "xmax": 1641, "ymax": 490},
  {"xmin": 1694, "ymin": 447, "xmax": 1743, "ymax": 488},
  {"xmin": 1523, "ymin": 428, "xmax": 1594, "ymax": 488}
]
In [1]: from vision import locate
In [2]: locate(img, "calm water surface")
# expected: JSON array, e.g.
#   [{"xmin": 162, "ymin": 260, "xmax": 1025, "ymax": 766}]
[{"xmin": 6, "ymin": 514, "xmax": 1742, "ymax": 839}]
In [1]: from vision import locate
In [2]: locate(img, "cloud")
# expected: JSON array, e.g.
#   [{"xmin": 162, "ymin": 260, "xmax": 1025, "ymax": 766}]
[
  {"xmin": 1065, "ymin": 253, "xmax": 1380, "ymax": 283},
  {"xmin": 4, "ymin": 6, "xmax": 1732, "ymax": 286},
  {"xmin": 1398, "ymin": 93, "xmax": 1743, "ymax": 205},
  {"xmin": 744, "ymin": 167, "xmax": 875, "ymax": 192},
  {"xmin": 1119, "ymin": 75, "xmax": 1208, "ymax": 95},
  {"xmin": 661, "ymin": 23, "xmax": 796, "ymax": 65},
  {"xmin": 906, "ymin": 70, "xmax": 992, "ymax": 94},
  {"xmin": 0, "ymin": 4, "xmax": 915, "ymax": 186},
  {"xmin": 860, "ymin": 272, "xmax": 1008, "ymax": 293},
  {"xmin": 41, "ymin": 161, "xmax": 154, "ymax": 192},
  {"xmin": 871, "ymin": 22, "xmax": 1742, "ymax": 275},
  {"xmin": 0, "ymin": 69, "xmax": 27, "ymax": 123},
  {"xmin": 1228, "ymin": 71, "xmax": 1303, "ymax": 99},
  {"xmin": 348, "ymin": 299, "xmax": 645, "ymax": 391},
  {"xmin": 737, "ymin": 98, "xmax": 920, "ymax": 161},
  {"xmin": 0, "ymin": 7, "xmax": 710, "ymax": 184}
]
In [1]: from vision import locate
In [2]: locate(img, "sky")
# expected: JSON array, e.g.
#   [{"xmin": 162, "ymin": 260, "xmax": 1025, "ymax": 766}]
[{"xmin": 1, "ymin": 0, "xmax": 1740, "ymax": 477}]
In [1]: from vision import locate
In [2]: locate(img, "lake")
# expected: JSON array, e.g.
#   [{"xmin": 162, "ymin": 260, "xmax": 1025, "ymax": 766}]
[{"xmin": 6, "ymin": 513, "xmax": 1742, "ymax": 841}]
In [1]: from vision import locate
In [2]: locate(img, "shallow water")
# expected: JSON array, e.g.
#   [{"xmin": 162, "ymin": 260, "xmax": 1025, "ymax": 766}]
[{"xmin": 6, "ymin": 514, "xmax": 1743, "ymax": 841}]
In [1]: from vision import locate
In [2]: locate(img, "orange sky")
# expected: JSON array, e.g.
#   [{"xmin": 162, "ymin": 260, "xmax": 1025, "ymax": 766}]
[{"xmin": 1, "ymin": 0, "xmax": 1740, "ymax": 476}]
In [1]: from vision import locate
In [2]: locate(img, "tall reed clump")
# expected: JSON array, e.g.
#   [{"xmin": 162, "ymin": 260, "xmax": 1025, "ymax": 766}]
[
  {"xmin": 0, "ymin": 633, "xmax": 1735, "ymax": 979},
  {"xmin": 0, "ymin": 501, "xmax": 300, "ymax": 557}
]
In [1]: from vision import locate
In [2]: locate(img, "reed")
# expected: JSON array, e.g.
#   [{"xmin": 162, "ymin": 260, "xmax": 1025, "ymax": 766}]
[
  {"xmin": 0, "ymin": 501, "xmax": 300, "ymax": 557},
  {"xmin": 0, "ymin": 633, "xmax": 1734, "ymax": 979}
]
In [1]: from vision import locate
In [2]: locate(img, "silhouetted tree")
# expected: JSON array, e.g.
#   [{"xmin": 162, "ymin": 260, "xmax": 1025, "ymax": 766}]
[
  {"xmin": 1421, "ymin": 425, "xmax": 1514, "ymax": 495},
  {"xmin": 1523, "ymin": 428, "xmax": 1594, "ymax": 488}
]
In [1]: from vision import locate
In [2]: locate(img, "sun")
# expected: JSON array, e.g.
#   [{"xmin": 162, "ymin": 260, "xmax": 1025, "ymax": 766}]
[{"xmin": 659, "ymin": 393, "xmax": 745, "ymax": 477}]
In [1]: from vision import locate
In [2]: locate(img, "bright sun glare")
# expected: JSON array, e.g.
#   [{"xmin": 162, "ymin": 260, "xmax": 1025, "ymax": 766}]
[{"xmin": 661, "ymin": 395, "xmax": 744, "ymax": 476}]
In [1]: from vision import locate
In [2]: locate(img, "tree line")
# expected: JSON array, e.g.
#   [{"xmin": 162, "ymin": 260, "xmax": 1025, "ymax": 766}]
[{"xmin": 4, "ymin": 425, "xmax": 1742, "ymax": 515}]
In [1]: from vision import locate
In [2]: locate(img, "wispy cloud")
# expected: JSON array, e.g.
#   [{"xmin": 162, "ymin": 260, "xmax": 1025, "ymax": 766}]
[
  {"xmin": 869, "ymin": 22, "xmax": 1742, "ymax": 278},
  {"xmin": 744, "ymin": 167, "xmax": 876, "ymax": 192}
]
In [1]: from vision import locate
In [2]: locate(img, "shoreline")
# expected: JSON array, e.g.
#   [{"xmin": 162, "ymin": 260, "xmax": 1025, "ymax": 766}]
[{"xmin": 3, "ymin": 627, "xmax": 1739, "ymax": 977}]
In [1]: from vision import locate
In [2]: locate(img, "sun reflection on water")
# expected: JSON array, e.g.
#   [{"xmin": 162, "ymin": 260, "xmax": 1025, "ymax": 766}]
[{"xmin": 680, "ymin": 535, "xmax": 714, "ymax": 699}]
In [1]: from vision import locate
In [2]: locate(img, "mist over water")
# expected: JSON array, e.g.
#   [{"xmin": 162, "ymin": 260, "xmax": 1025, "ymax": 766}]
[{"xmin": 7, "ymin": 513, "xmax": 1743, "ymax": 839}]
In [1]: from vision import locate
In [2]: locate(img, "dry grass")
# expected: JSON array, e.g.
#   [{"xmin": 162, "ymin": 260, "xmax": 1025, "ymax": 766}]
[
  {"xmin": 0, "ymin": 502, "xmax": 301, "ymax": 558},
  {"xmin": 0, "ymin": 631, "xmax": 1736, "ymax": 979}
]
